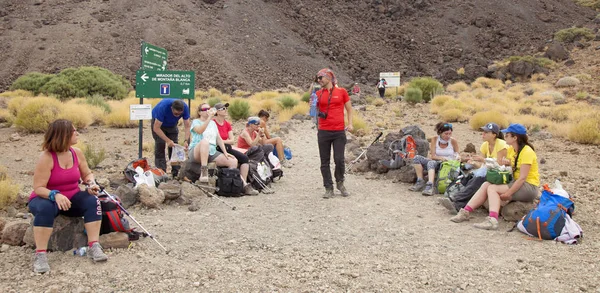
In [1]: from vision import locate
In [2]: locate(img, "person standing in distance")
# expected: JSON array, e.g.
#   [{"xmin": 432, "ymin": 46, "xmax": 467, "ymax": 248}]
[
  {"xmin": 151, "ymin": 99, "xmax": 191, "ymax": 177},
  {"xmin": 315, "ymin": 68, "xmax": 353, "ymax": 198},
  {"xmin": 377, "ymin": 78, "xmax": 387, "ymax": 98}
]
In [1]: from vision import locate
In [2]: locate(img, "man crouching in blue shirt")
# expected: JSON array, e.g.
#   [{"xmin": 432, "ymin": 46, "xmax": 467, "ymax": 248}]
[{"xmin": 151, "ymin": 99, "xmax": 191, "ymax": 177}]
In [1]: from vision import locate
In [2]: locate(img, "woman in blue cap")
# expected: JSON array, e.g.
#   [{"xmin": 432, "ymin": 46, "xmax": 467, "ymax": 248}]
[{"xmin": 450, "ymin": 123, "xmax": 540, "ymax": 230}]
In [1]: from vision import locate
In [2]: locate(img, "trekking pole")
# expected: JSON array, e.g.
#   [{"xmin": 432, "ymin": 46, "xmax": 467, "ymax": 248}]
[
  {"xmin": 97, "ymin": 186, "xmax": 169, "ymax": 253},
  {"xmin": 191, "ymin": 183, "xmax": 237, "ymax": 210},
  {"xmin": 345, "ymin": 132, "xmax": 383, "ymax": 173},
  {"xmin": 251, "ymin": 174, "xmax": 275, "ymax": 194}
]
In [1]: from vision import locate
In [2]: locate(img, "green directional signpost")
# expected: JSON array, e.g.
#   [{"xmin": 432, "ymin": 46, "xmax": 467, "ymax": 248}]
[
  {"xmin": 141, "ymin": 42, "xmax": 168, "ymax": 71},
  {"xmin": 135, "ymin": 70, "xmax": 195, "ymax": 99}
]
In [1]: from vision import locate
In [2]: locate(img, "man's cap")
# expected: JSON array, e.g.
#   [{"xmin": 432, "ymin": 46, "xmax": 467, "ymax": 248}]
[
  {"xmin": 480, "ymin": 123, "xmax": 500, "ymax": 134},
  {"xmin": 500, "ymin": 123, "xmax": 527, "ymax": 135},
  {"xmin": 214, "ymin": 103, "xmax": 229, "ymax": 110}
]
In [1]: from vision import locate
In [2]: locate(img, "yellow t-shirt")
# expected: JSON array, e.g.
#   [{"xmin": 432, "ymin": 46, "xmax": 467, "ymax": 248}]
[
  {"xmin": 507, "ymin": 145, "xmax": 540, "ymax": 187},
  {"xmin": 480, "ymin": 138, "xmax": 508, "ymax": 159}
]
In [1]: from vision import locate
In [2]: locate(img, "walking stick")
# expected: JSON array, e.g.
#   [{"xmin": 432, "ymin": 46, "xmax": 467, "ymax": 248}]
[{"xmin": 345, "ymin": 132, "xmax": 383, "ymax": 173}]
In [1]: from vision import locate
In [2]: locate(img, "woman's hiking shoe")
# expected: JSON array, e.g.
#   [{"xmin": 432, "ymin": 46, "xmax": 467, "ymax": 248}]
[
  {"xmin": 473, "ymin": 217, "xmax": 499, "ymax": 230},
  {"xmin": 323, "ymin": 188, "xmax": 334, "ymax": 199},
  {"xmin": 450, "ymin": 208, "xmax": 471, "ymax": 223},
  {"xmin": 243, "ymin": 184, "xmax": 259, "ymax": 196},
  {"xmin": 281, "ymin": 159, "xmax": 293, "ymax": 168},
  {"xmin": 421, "ymin": 182, "xmax": 434, "ymax": 196},
  {"xmin": 88, "ymin": 243, "xmax": 108, "ymax": 262},
  {"xmin": 199, "ymin": 166, "xmax": 209, "ymax": 183},
  {"xmin": 336, "ymin": 181, "xmax": 350, "ymax": 197},
  {"xmin": 409, "ymin": 179, "xmax": 426, "ymax": 191},
  {"xmin": 33, "ymin": 252, "xmax": 50, "ymax": 273},
  {"xmin": 439, "ymin": 197, "xmax": 458, "ymax": 215}
]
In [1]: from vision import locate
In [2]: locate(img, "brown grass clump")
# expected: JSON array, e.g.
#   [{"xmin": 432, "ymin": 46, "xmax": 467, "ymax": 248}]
[
  {"xmin": 277, "ymin": 108, "xmax": 294, "ymax": 123},
  {"xmin": 350, "ymin": 114, "xmax": 370, "ymax": 136},
  {"xmin": 555, "ymin": 76, "xmax": 581, "ymax": 88},
  {"xmin": 568, "ymin": 118, "xmax": 600, "ymax": 144},
  {"xmin": 0, "ymin": 90, "xmax": 34, "ymax": 98},
  {"xmin": 372, "ymin": 98, "xmax": 385, "ymax": 107},
  {"xmin": 430, "ymin": 95, "xmax": 454, "ymax": 114},
  {"xmin": 57, "ymin": 103, "xmax": 95, "ymax": 129},
  {"xmin": 530, "ymin": 73, "xmax": 547, "ymax": 81},
  {"xmin": 103, "ymin": 99, "xmax": 138, "ymax": 128},
  {"xmin": 471, "ymin": 77, "xmax": 504, "ymax": 90},
  {"xmin": 292, "ymin": 102, "xmax": 310, "ymax": 116},
  {"xmin": 250, "ymin": 91, "xmax": 279, "ymax": 101},
  {"xmin": 469, "ymin": 111, "xmax": 509, "ymax": 130},
  {"xmin": 0, "ymin": 109, "xmax": 13, "ymax": 126},
  {"xmin": 446, "ymin": 81, "xmax": 470, "ymax": 93},
  {"xmin": 439, "ymin": 109, "xmax": 466, "ymax": 122},
  {"xmin": 0, "ymin": 166, "xmax": 20, "ymax": 209}
]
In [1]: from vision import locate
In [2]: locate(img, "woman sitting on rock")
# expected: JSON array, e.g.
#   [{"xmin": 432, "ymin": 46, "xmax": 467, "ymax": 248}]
[
  {"xmin": 439, "ymin": 122, "xmax": 508, "ymax": 214},
  {"xmin": 409, "ymin": 122, "xmax": 460, "ymax": 196},
  {"xmin": 450, "ymin": 123, "xmax": 540, "ymax": 230},
  {"xmin": 237, "ymin": 116, "xmax": 274, "ymax": 156},
  {"xmin": 28, "ymin": 119, "xmax": 107, "ymax": 273}
]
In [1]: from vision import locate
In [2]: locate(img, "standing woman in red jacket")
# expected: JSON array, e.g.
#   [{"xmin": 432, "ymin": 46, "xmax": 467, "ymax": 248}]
[{"xmin": 315, "ymin": 68, "xmax": 353, "ymax": 199}]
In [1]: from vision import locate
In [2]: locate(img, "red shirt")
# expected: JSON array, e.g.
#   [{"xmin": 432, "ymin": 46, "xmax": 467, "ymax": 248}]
[
  {"xmin": 213, "ymin": 119, "xmax": 232, "ymax": 140},
  {"xmin": 316, "ymin": 86, "xmax": 350, "ymax": 131},
  {"xmin": 237, "ymin": 129, "xmax": 256, "ymax": 149}
]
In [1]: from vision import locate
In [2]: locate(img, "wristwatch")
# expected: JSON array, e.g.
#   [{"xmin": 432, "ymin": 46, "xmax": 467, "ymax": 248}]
[{"xmin": 48, "ymin": 190, "xmax": 59, "ymax": 202}]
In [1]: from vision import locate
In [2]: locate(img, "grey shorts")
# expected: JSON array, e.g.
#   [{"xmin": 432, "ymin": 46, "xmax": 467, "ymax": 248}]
[
  {"xmin": 188, "ymin": 146, "xmax": 222, "ymax": 164},
  {"xmin": 508, "ymin": 181, "xmax": 539, "ymax": 202}
]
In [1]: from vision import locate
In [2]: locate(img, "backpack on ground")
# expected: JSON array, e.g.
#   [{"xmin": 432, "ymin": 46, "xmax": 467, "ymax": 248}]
[
  {"xmin": 216, "ymin": 168, "xmax": 244, "ymax": 197},
  {"xmin": 267, "ymin": 152, "xmax": 283, "ymax": 181},
  {"xmin": 124, "ymin": 158, "xmax": 169, "ymax": 186},
  {"xmin": 248, "ymin": 159, "xmax": 273, "ymax": 191},
  {"xmin": 98, "ymin": 194, "xmax": 132, "ymax": 234},
  {"xmin": 444, "ymin": 171, "xmax": 472, "ymax": 201},
  {"xmin": 389, "ymin": 135, "xmax": 417, "ymax": 160},
  {"xmin": 436, "ymin": 160, "xmax": 461, "ymax": 194},
  {"xmin": 517, "ymin": 184, "xmax": 582, "ymax": 243}
]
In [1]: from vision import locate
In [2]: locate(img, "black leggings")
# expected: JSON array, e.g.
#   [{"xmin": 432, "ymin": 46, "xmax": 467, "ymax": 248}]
[
  {"xmin": 217, "ymin": 144, "xmax": 249, "ymax": 165},
  {"xmin": 317, "ymin": 130, "xmax": 346, "ymax": 188},
  {"xmin": 28, "ymin": 191, "xmax": 101, "ymax": 227}
]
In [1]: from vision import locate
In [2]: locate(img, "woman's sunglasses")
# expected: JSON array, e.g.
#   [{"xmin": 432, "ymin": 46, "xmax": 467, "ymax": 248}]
[{"xmin": 200, "ymin": 107, "xmax": 210, "ymax": 111}]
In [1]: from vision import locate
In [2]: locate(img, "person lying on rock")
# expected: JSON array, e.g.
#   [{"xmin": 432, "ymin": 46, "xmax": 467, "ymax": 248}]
[
  {"xmin": 409, "ymin": 122, "xmax": 460, "ymax": 196},
  {"xmin": 257, "ymin": 109, "xmax": 292, "ymax": 168},
  {"xmin": 450, "ymin": 123, "xmax": 540, "ymax": 230},
  {"xmin": 439, "ymin": 122, "xmax": 508, "ymax": 214},
  {"xmin": 189, "ymin": 103, "xmax": 258, "ymax": 195},
  {"xmin": 28, "ymin": 119, "xmax": 108, "ymax": 274}
]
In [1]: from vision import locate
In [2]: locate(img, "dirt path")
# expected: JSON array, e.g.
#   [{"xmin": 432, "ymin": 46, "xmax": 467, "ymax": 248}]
[{"xmin": 1, "ymin": 120, "xmax": 599, "ymax": 292}]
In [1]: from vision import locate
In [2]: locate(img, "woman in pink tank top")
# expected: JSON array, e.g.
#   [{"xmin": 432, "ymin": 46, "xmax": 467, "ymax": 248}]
[{"xmin": 28, "ymin": 119, "xmax": 108, "ymax": 274}]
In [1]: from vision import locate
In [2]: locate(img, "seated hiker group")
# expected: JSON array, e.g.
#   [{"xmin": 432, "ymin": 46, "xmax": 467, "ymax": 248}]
[{"xmin": 402, "ymin": 121, "xmax": 540, "ymax": 231}]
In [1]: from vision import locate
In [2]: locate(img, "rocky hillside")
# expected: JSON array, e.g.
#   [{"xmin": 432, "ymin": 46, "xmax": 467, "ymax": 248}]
[{"xmin": 0, "ymin": 0, "xmax": 596, "ymax": 92}]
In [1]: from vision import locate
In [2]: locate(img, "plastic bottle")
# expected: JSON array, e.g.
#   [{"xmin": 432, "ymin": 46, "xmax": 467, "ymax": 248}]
[{"xmin": 73, "ymin": 246, "xmax": 88, "ymax": 256}]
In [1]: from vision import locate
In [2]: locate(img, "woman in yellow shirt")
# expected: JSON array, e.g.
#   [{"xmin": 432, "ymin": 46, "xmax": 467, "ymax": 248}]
[{"xmin": 450, "ymin": 123, "xmax": 539, "ymax": 230}]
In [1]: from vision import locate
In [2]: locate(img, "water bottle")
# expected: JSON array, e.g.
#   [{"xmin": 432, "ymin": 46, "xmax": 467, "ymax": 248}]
[{"xmin": 73, "ymin": 246, "xmax": 88, "ymax": 256}]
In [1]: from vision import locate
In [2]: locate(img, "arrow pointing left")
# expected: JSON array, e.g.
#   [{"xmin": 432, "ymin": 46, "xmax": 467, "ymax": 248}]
[
  {"xmin": 145, "ymin": 47, "xmax": 149, "ymax": 55},
  {"xmin": 141, "ymin": 73, "xmax": 149, "ymax": 82}
]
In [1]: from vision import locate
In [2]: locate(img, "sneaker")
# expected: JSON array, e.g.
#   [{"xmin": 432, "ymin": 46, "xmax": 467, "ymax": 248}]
[
  {"xmin": 473, "ymin": 216, "xmax": 499, "ymax": 230},
  {"xmin": 336, "ymin": 181, "xmax": 350, "ymax": 197},
  {"xmin": 199, "ymin": 166, "xmax": 209, "ymax": 183},
  {"xmin": 243, "ymin": 184, "xmax": 259, "ymax": 196},
  {"xmin": 408, "ymin": 179, "xmax": 426, "ymax": 192},
  {"xmin": 450, "ymin": 208, "xmax": 471, "ymax": 223},
  {"xmin": 439, "ymin": 197, "xmax": 458, "ymax": 215},
  {"xmin": 323, "ymin": 188, "xmax": 334, "ymax": 199},
  {"xmin": 281, "ymin": 160, "xmax": 293, "ymax": 168},
  {"xmin": 88, "ymin": 243, "xmax": 108, "ymax": 262},
  {"xmin": 33, "ymin": 252, "xmax": 50, "ymax": 273},
  {"xmin": 421, "ymin": 182, "xmax": 434, "ymax": 196}
]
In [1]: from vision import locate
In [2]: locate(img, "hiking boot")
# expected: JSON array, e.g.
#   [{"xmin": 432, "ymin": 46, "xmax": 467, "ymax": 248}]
[
  {"xmin": 473, "ymin": 216, "xmax": 499, "ymax": 230},
  {"xmin": 281, "ymin": 159, "xmax": 293, "ymax": 168},
  {"xmin": 323, "ymin": 188, "xmax": 334, "ymax": 199},
  {"xmin": 421, "ymin": 182, "xmax": 434, "ymax": 196},
  {"xmin": 408, "ymin": 179, "xmax": 426, "ymax": 192},
  {"xmin": 439, "ymin": 197, "xmax": 458, "ymax": 215},
  {"xmin": 450, "ymin": 208, "xmax": 471, "ymax": 223},
  {"xmin": 88, "ymin": 243, "xmax": 108, "ymax": 262},
  {"xmin": 33, "ymin": 252, "xmax": 50, "ymax": 273},
  {"xmin": 199, "ymin": 166, "xmax": 209, "ymax": 183},
  {"xmin": 336, "ymin": 181, "xmax": 350, "ymax": 197},
  {"xmin": 243, "ymin": 184, "xmax": 259, "ymax": 196}
]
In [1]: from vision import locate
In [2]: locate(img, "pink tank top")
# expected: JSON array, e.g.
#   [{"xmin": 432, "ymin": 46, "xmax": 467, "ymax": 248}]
[
  {"xmin": 29, "ymin": 148, "xmax": 81, "ymax": 201},
  {"xmin": 236, "ymin": 129, "xmax": 257, "ymax": 150}
]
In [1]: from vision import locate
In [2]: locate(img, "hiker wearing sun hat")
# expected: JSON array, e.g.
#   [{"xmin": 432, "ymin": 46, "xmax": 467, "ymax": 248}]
[
  {"xmin": 451, "ymin": 123, "xmax": 540, "ymax": 231},
  {"xmin": 314, "ymin": 68, "xmax": 353, "ymax": 199}
]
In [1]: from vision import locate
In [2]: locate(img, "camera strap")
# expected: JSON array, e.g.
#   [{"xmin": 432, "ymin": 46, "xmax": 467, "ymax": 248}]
[{"xmin": 318, "ymin": 88, "xmax": 334, "ymax": 118}]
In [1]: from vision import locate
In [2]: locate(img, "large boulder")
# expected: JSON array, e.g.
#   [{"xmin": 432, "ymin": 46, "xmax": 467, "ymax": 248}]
[
  {"xmin": 394, "ymin": 164, "xmax": 418, "ymax": 184},
  {"xmin": 399, "ymin": 125, "xmax": 426, "ymax": 140},
  {"xmin": 114, "ymin": 183, "xmax": 138, "ymax": 208},
  {"xmin": 158, "ymin": 181, "xmax": 181, "ymax": 200},
  {"xmin": 1, "ymin": 221, "xmax": 29, "ymax": 246},
  {"xmin": 544, "ymin": 42, "xmax": 569, "ymax": 61},
  {"xmin": 99, "ymin": 232, "xmax": 129, "ymax": 249},
  {"xmin": 180, "ymin": 157, "xmax": 202, "ymax": 182},
  {"xmin": 23, "ymin": 215, "xmax": 87, "ymax": 251},
  {"xmin": 138, "ymin": 184, "xmax": 165, "ymax": 208},
  {"xmin": 365, "ymin": 143, "xmax": 389, "ymax": 173},
  {"xmin": 501, "ymin": 201, "xmax": 537, "ymax": 222}
]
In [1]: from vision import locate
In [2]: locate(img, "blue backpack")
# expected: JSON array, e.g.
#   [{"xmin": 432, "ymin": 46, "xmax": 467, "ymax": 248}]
[{"xmin": 518, "ymin": 188, "xmax": 574, "ymax": 240}]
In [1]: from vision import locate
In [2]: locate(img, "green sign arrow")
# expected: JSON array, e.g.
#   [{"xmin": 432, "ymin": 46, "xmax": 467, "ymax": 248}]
[
  {"xmin": 141, "ymin": 42, "xmax": 168, "ymax": 71},
  {"xmin": 135, "ymin": 70, "xmax": 195, "ymax": 99}
]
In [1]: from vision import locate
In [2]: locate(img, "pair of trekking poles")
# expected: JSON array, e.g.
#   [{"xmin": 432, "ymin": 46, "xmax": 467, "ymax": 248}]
[{"xmin": 345, "ymin": 132, "xmax": 383, "ymax": 173}]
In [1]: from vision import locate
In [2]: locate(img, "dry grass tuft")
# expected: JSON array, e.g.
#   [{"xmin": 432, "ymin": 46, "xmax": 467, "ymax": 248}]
[
  {"xmin": 439, "ymin": 109, "xmax": 466, "ymax": 122},
  {"xmin": 555, "ymin": 76, "xmax": 581, "ymax": 88},
  {"xmin": 471, "ymin": 77, "xmax": 504, "ymax": 90},
  {"xmin": 568, "ymin": 118, "xmax": 600, "ymax": 144},
  {"xmin": 15, "ymin": 97, "xmax": 62, "ymax": 133},
  {"xmin": 446, "ymin": 81, "xmax": 470, "ymax": 93},
  {"xmin": 469, "ymin": 111, "xmax": 509, "ymax": 130}
]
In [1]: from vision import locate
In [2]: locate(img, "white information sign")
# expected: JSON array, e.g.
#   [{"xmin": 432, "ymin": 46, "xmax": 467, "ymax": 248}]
[
  {"xmin": 130, "ymin": 104, "xmax": 152, "ymax": 120},
  {"xmin": 379, "ymin": 72, "xmax": 401, "ymax": 87}
]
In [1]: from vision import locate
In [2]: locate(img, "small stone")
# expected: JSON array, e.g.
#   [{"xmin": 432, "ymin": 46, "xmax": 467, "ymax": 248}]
[
  {"xmin": 9, "ymin": 133, "xmax": 21, "ymax": 141},
  {"xmin": 14, "ymin": 158, "xmax": 22, "ymax": 162},
  {"xmin": 0, "ymin": 244, "xmax": 9, "ymax": 253},
  {"xmin": 15, "ymin": 212, "xmax": 25, "ymax": 219},
  {"xmin": 101, "ymin": 129, "xmax": 107, "ymax": 133},
  {"xmin": 99, "ymin": 232, "xmax": 130, "ymax": 249},
  {"xmin": 188, "ymin": 201, "xmax": 200, "ymax": 212},
  {"xmin": 7, "ymin": 206, "xmax": 17, "ymax": 217},
  {"xmin": 185, "ymin": 39, "xmax": 197, "ymax": 45},
  {"xmin": 540, "ymin": 158, "xmax": 546, "ymax": 164},
  {"xmin": 193, "ymin": 282, "xmax": 200, "ymax": 287},
  {"xmin": 559, "ymin": 171, "xmax": 568, "ymax": 177}
]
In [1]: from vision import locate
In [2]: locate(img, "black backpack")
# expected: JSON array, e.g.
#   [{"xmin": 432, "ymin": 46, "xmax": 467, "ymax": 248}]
[
  {"xmin": 216, "ymin": 168, "xmax": 244, "ymax": 197},
  {"xmin": 247, "ymin": 159, "xmax": 272, "ymax": 191}
]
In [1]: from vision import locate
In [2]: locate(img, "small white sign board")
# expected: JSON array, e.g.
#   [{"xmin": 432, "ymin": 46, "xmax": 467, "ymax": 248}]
[
  {"xmin": 379, "ymin": 72, "xmax": 401, "ymax": 87},
  {"xmin": 130, "ymin": 104, "xmax": 152, "ymax": 120}
]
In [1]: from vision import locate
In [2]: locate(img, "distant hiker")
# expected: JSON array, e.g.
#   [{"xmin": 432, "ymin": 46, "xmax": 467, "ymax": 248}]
[
  {"xmin": 315, "ymin": 68, "xmax": 353, "ymax": 198},
  {"xmin": 257, "ymin": 109, "xmax": 292, "ymax": 168},
  {"xmin": 151, "ymin": 99, "xmax": 191, "ymax": 177},
  {"xmin": 376, "ymin": 78, "xmax": 387, "ymax": 98},
  {"xmin": 409, "ymin": 122, "xmax": 460, "ymax": 196},
  {"xmin": 352, "ymin": 83, "xmax": 361, "ymax": 98},
  {"xmin": 450, "ymin": 123, "xmax": 540, "ymax": 230},
  {"xmin": 28, "ymin": 119, "xmax": 108, "ymax": 273}
]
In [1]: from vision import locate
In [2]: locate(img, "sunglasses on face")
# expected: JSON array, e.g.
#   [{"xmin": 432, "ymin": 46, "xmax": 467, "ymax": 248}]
[
  {"xmin": 200, "ymin": 108, "xmax": 210, "ymax": 111},
  {"xmin": 317, "ymin": 76, "xmax": 325, "ymax": 81},
  {"xmin": 216, "ymin": 108, "xmax": 226, "ymax": 111}
]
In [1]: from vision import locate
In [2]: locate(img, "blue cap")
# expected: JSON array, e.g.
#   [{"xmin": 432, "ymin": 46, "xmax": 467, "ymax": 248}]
[
  {"xmin": 500, "ymin": 123, "xmax": 527, "ymax": 135},
  {"xmin": 247, "ymin": 116, "xmax": 260, "ymax": 125}
]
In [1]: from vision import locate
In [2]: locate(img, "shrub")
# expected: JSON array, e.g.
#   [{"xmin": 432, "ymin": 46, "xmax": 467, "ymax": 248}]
[
  {"xmin": 0, "ymin": 89, "xmax": 35, "ymax": 98},
  {"xmin": 574, "ymin": 0, "xmax": 600, "ymax": 9},
  {"xmin": 439, "ymin": 109, "xmax": 465, "ymax": 122},
  {"xmin": 9, "ymin": 72, "xmax": 55, "ymax": 95},
  {"xmin": 260, "ymin": 99, "xmax": 277, "ymax": 112},
  {"xmin": 292, "ymin": 102, "xmax": 310, "ymax": 116},
  {"xmin": 456, "ymin": 67, "xmax": 465, "ymax": 75},
  {"xmin": 233, "ymin": 90, "xmax": 251, "ymax": 97},
  {"xmin": 569, "ymin": 118, "xmax": 600, "ymax": 144},
  {"xmin": 208, "ymin": 88, "xmax": 222, "ymax": 97},
  {"xmin": 554, "ymin": 27, "xmax": 595, "ymax": 43},
  {"xmin": 576, "ymin": 91, "xmax": 589, "ymax": 100},
  {"xmin": 79, "ymin": 94, "xmax": 112, "ymax": 113},
  {"xmin": 0, "ymin": 176, "xmax": 20, "ymax": 210},
  {"xmin": 351, "ymin": 114, "xmax": 370, "ymax": 136},
  {"xmin": 57, "ymin": 103, "xmax": 94, "ymax": 129},
  {"xmin": 7, "ymin": 96, "xmax": 30, "ymax": 117},
  {"xmin": 404, "ymin": 87, "xmax": 423, "ymax": 104},
  {"xmin": 79, "ymin": 143, "xmax": 106, "ymax": 169},
  {"xmin": 444, "ymin": 99, "xmax": 468, "ymax": 111},
  {"xmin": 0, "ymin": 109, "xmax": 13, "ymax": 126},
  {"xmin": 15, "ymin": 97, "xmax": 62, "ymax": 133},
  {"xmin": 408, "ymin": 77, "xmax": 443, "ymax": 102},
  {"xmin": 431, "ymin": 95, "xmax": 453, "ymax": 108},
  {"xmin": 207, "ymin": 97, "xmax": 221, "ymax": 107},
  {"xmin": 228, "ymin": 99, "xmax": 251, "ymax": 120},
  {"xmin": 471, "ymin": 77, "xmax": 504, "ymax": 90},
  {"xmin": 372, "ymin": 98, "xmax": 385, "ymax": 107},
  {"xmin": 505, "ymin": 56, "xmax": 555, "ymax": 69},
  {"xmin": 446, "ymin": 81, "xmax": 469, "ymax": 92},
  {"xmin": 278, "ymin": 95, "xmax": 299, "ymax": 110},
  {"xmin": 365, "ymin": 96, "xmax": 376, "ymax": 104},
  {"xmin": 250, "ymin": 91, "xmax": 279, "ymax": 100},
  {"xmin": 531, "ymin": 73, "xmax": 546, "ymax": 81},
  {"xmin": 301, "ymin": 92, "xmax": 311, "ymax": 103},
  {"xmin": 39, "ymin": 66, "xmax": 131, "ymax": 100},
  {"xmin": 277, "ymin": 108, "xmax": 294, "ymax": 123},
  {"xmin": 574, "ymin": 73, "xmax": 592, "ymax": 81},
  {"xmin": 469, "ymin": 111, "xmax": 509, "ymax": 130},
  {"xmin": 555, "ymin": 76, "xmax": 581, "ymax": 87},
  {"xmin": 102, "ymin": 106, "xmax": 137, "ymax": 128}
]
